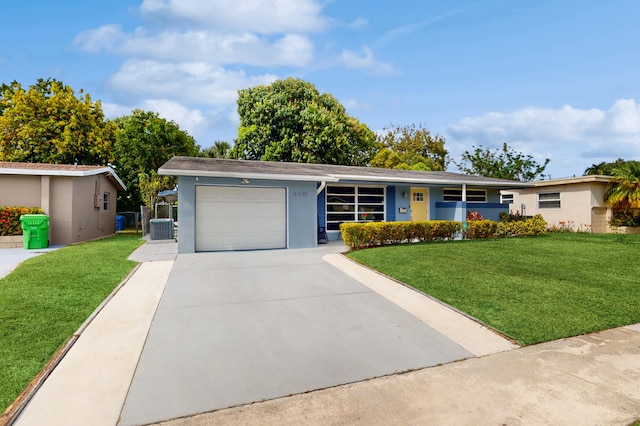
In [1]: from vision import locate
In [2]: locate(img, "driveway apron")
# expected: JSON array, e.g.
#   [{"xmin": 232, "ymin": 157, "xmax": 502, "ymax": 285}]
[{"xmin": 119, "ymin": 247, "xmax": 473, "ymax": 425}]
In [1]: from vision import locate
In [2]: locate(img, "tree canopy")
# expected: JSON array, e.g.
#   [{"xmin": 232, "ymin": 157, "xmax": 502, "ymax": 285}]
[
  {"xmin": 370, "ymin": 124, "xmax": 448, "ymax": 171},
  {"xmin": 584, "ymin": 158, "xmax": 640, "ymax": 176},
  {"xmin": 232, "ymin": 78, "xmax": 375, "ymax": 166},
  {"xmin": 456, "ymin": 143, "xmax": 550, "ymax": 182},
  {"xmin": 0, "ymin": 79, "xmax": 115, "ymax": 165},
  {"xmin": 199, "ymin": 140, "xmax": 232, "ymax": 158},
  {"xmin": 604, "ymin": 161, "xmax": 640, "ymax": 208},
  {"xmin": 111, "ymin": 109, "xmax": 200, "ymax": 210}
]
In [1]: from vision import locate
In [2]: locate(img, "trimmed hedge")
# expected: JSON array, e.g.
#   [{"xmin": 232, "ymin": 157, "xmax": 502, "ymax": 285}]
[
  {"xmin": 0, "ymin": 206, "xmax": 45, "ymax": 236},
  {"xmin": 340, "ymin": 220, "xmax": 461, "ymax": 250},
  {"xmin": 340, "ymin": 215, "xmax": 548, "ymax": 249},
  {"xmin": 464, "ymin": 215, "xmax": 547, "ymax": 239}
]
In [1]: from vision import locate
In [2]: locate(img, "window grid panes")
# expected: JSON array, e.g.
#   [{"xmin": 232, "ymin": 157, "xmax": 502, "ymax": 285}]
[
  {"xmin": 103, "ymin": 192, "xmax": 110, "ymax": 211},
  {"xmin": 326, "ymin": 185, "xmax": 385, "ymax": 231},
  {"xmin": 412, "ymin": 192, "xmax": 424, "ymax": 202},
  {"xmin": 443, "ymin": 188, "xmax": 487, "ymax": 202},
  {"xmin": 501, "ymin": 193, "xmax": 514, "ymax": 204},
  {"xmin": 538, "ymin": 192, "xmax": 561, "ymax": 208}
]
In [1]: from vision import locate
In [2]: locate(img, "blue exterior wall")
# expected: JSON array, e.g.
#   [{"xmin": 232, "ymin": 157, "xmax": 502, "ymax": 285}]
[
  {"xmin": 435, "ymin": 202, "xmax": 467, "ymax": 221},
  {"xmin": 177, "ymin": 176, "xmax": 317, "ymax": 253},
  {"xmin": 394, "ymin": 185, "xmax": 412, "ymax": 221}
]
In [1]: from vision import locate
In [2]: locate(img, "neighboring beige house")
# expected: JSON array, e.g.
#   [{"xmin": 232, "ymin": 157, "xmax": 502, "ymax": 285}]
[
  {"xmin": 0, "ymin": 162, "xmax": 126, "ymax": 245},
  {"xmin": 500, "ymin": 175, "xmax": 614, "ymax": 233}
]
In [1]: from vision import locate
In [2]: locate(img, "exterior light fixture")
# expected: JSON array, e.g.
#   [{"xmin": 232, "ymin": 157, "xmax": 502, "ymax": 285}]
[{"xmin": 241, "ymin": 178, "xmax": 250, "ymax": 184}]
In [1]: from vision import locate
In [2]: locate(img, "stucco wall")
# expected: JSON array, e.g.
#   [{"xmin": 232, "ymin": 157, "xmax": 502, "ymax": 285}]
[
  {"xmin": 70, "ymin": 175, "xmax": 117, "ymax": 243},
  {"xmin": 503, "ymin": 181, "xmax": 612, "ymax": 232},
  {"xmin": 0, "ymin": 175, "xmax": 41, "ymax": 206}
]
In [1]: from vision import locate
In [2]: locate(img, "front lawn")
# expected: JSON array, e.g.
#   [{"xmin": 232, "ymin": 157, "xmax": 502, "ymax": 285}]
[
  {"xmin": 0, "ymin": 234, "xmax": 143, "ymax": 414},
  {"xmin": 347, "ymin": 233, "xmax": 640, "ymax": 345}
]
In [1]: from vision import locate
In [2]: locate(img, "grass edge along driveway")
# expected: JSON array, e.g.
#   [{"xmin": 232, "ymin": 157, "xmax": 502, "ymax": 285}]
[
  {"xmin": 347, "ymin": 233, "xmax": 640, "ymax": 346},
  {"xmin": 0, "ymin": 233, "xmax": 143, "ymax": 414}
]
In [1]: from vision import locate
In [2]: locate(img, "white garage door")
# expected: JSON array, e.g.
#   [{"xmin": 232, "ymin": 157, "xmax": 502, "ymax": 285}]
[{"xmin": 195, "ymin": 186, "xmax": 287, "ymax": 251}]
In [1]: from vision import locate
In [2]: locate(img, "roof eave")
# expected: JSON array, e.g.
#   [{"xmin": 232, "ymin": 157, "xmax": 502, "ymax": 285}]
[
  {"xmin": 158, "ymin": 167, "xmax": 340, "ymax": 183},
  {"xmin": 0, "ymin": 166, "xmax": 127, "ymax": 191},
  {"xmin": 328, "ymin": 174, "xmax": 530, "ymax": 187}
]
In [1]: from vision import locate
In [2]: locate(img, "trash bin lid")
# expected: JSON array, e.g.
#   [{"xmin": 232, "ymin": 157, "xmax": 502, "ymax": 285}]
[{"xmin": 20, "ymin": 214, "xmax": 50, "ymax": 226}]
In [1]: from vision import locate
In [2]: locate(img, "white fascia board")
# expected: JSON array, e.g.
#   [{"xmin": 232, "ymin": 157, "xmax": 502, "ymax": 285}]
[
  {"xmin": 327, "ymin": 174, "xmax": 531, "ymax": 187},
  {"xmin": 0, "ymin": 167, "xmax": 107, "ymax": 177},
  {"xmin": 158, "ymin": 168, "xmax": 340, "ymax": 183},
  {"xmin": 0, "ymin": 167, "xmax": 127, "ymax": 190}
]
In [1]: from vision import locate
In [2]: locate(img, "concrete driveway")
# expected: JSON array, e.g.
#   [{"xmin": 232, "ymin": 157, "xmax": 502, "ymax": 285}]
[{"xmin": 119, "ymin": 246, "xmax": 474, "ymax": 425}]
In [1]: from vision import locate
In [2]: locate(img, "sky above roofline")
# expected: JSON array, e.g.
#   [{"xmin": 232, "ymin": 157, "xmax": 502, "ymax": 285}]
[{"xmin": 2, "ymin": 0, "xmax": 639, "ymax": 180}]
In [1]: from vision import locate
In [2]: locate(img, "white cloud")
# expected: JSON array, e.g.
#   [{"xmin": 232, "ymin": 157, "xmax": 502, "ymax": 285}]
[
  {"xmin": 139, "ymin": 0, "xmax": 327, "ymax": 33},
  {"xmin": 340, "ymin": 47, "xmax": 395, "ymax": 75},
  {"xmin": 73, "ymin": 24, "xmax": 126, "ymax": 53},
  {"xmin": 140, "ymin": 99, "xmax": 205, "ymax": 134},
  {"xmin": 75, "ymin": 28, "xmax": 314, "ymax": 67},
  {"xmin": 102, "ymin": 102, "xmax": 134, "ymax": 119},
  {"xmin": 108, "ymin": 60, "xmax": 278, "ymax": 105},
  {"xmin": 342, "ymin": 98, "xmax": 372, "ymax": 111},
  {"xmin": 445, "ymin": 99, "xmax": 640, "ymax": 178}
]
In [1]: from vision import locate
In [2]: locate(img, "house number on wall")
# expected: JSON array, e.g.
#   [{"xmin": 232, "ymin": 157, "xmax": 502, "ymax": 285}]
[{"xmin": 293, "ymin": 191, "xmax": 308, "ymax": 197}]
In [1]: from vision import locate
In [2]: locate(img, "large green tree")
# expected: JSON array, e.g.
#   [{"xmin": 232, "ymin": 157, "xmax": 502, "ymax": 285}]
[
  {"xmin": 456, "ymin": 143, "xmax": 550, "ymax": 181},
  {"xmin": 0, "ymin": 79, "xmax": 115, "ymax": 165},
  {"xmin": 112, "ymin": 110, "xmax": 200, "ymax": 210},
  {"xmin": 232, "ymin": 78, "xmax": 375, "ymax": 166},
  {"xmin": 370, "ymin": 124, "xmax": 448, "ymax": 171}
]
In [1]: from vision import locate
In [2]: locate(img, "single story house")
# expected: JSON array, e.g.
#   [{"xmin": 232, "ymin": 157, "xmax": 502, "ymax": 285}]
[
  {"xmin": 500, "ymin": 175, "xmax": 620, "ymax": 233},
  {"xmin": 159, "ymin": 156, "xmax": 529, "ymax": 253},
  {"xmin": 0, "ymin": 162, "xmax": 126, "ymax": 245}
]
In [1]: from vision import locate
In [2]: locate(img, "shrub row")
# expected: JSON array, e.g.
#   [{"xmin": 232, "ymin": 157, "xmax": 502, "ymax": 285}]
[
  {"xmin": 0, "ymin": 206, "xmax": 45, "ymax": 236},
  {"xmin": 340, "ymin": 220, "xmax": 461, "ymax": 250},
  {"xmin": 340, "ymin": 215, "xmax": 548, "ymax": 249},
  {"xmin": 464, "ymin": 214, "xmax": 547, "ymax": 239}
]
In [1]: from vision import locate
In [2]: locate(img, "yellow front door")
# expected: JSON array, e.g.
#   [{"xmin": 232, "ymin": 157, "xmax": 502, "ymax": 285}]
[{"xmin": 410, "ymin": 188, "xmax": 429, "ymax": 221}]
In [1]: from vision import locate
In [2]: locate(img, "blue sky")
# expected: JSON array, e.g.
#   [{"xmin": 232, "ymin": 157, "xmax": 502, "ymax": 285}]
[{"xmin": 2, "ymin": 0, "xmax": 639, "ymax": 178}]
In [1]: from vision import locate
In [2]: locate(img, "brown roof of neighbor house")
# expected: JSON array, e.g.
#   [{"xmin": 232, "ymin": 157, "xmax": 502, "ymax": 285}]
[
  {"xmin": 0, "ymin": 161, "xmax": 127, "ymax": 191},
  {"xmin": 159, "ymin": 156, "xmax": 531, "ymax": 188}
]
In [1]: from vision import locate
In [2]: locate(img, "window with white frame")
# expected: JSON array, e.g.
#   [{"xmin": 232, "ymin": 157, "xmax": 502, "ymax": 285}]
[
  {"xmin": 326, "ymin": 185, "xmax": 385, "ymax": 231},
  {"xmin": 443, "ymin": 188, "xmax": 487, "ymax": 202},
  {"xmin": 501, "ymin": 193, "xmax": 514, "ymax": 204},
  {"xmin": 103, "ymin": 192, "xmax": 110, "ymax": 210},
  {"xmin": 538, "ymin": 192, "xmax": 560, "ymax": 208}
]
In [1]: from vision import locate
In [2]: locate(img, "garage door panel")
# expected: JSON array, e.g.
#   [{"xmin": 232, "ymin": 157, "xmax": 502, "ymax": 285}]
[{"xmin": 195, "ymin": 186, "xmax": 286, "ymax": 251}]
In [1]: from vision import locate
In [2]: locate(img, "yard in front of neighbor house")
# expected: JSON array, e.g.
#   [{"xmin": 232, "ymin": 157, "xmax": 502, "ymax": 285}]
[
  {"xmin": 347, "ymin": 233, "xmax": 640, "ymax": 345},
  {"xmin": 0, "ymin": 233, "xmax": 143, "ymax": 414}
]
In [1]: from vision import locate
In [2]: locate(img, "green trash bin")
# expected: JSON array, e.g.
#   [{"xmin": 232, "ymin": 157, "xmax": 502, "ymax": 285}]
[{"xmin": 20, "ymin": 214, "xmax": 50, "ymax": 249}]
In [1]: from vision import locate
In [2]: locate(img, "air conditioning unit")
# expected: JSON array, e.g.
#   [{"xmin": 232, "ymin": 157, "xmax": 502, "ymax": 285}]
[{"xmin": 149, "ymin": 218, "xmax": 174, "ymax": 240}]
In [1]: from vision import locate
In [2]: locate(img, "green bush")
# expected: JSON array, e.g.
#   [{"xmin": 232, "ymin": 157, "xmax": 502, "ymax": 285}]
[
  {"xmin": 464, "ymin": 220, "xmax": 499, "ymax": 239},
  {"xmin": 340, "ymin": 220, "xmax": 460, "ymax": 250},
  {"xmin": 496, "ymin": 214, "xmax": 547, "ymax": 237},
  {"xmin": 340, "ymin": 215, "xmax": 548, "ymax": 250},
  {"xmin": 0, "ymin": 206, "xmax": 45, "ymax": 236}
]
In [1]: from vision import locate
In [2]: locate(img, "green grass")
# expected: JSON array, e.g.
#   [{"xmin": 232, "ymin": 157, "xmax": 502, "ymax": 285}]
[
  {"xmin": 348, "ymin": 233, "xmax": 640, "ymax": 346},
  {"xmin": 0, "ymin": 234, "xmax": 143, "ymax": 413}
]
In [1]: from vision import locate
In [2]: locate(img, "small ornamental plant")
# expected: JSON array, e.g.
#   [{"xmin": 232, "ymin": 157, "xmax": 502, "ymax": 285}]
[{"xmin": 466, "ymin": 211, "xmax": 484, "ymax": 221}]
